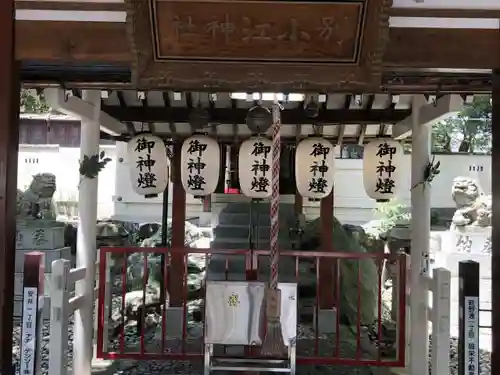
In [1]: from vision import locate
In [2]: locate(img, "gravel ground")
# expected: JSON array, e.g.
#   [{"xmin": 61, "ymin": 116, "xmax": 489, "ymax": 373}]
[{"xmin": 12, "ymin": 318, "xmax": 492, "ymax": 375}]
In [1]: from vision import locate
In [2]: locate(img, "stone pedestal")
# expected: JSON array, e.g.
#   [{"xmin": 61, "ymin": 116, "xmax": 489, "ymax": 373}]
[
  {"xmin": 433, "ymin": 225, "xmax": 492, "ymax": 351},
  {"xmin": 443, "ymin": 225, "xmax": 491, "ymax": 254},
  {"xmin": 15, "ymin": 221, "xmax": 71, "ymax": 320}
]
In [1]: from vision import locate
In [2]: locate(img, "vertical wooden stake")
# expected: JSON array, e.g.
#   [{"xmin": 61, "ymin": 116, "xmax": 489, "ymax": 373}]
[
  {"xmin": 170, "ymin": 141, "xmax": 186, "ymax": 306},
  {"xmin": 490, "ymin": 68, "xmax": 500, "ymax": 375},
  {"xmin": 319, "ymin": 190, "xmax": 334, "ymax": 308},
  {"xmin": 0, "ymin": 0, "xmax": 18, "ymax": 370}
]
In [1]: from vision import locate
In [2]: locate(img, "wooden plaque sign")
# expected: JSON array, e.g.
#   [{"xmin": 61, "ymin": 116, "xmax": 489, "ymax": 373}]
[{"xmin": 126, "ymin": 0, "xmax": 392, "ymax": 91}]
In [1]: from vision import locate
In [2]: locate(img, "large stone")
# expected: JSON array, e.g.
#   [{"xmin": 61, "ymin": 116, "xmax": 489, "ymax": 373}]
[
  {"xmin": 126, "ymin": 221, "xmax": 208, "ymax": 293},
  {"xmin": 300, "ymin": 216, "xmax": 379, "ymax": 326}
]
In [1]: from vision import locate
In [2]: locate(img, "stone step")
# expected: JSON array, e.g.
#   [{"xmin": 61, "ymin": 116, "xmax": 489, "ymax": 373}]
[
  {"xmin": 212, "ymin": 238, "xmax": 268, "ymax": 250},
  {"xmin": 218, "ymin": 212, "xmax": 271, "ymax": 226},
  {"xmin": 214, "ymin": 225, "xmax": 271, "ymax": 240},
  {"xmin": 219, "ymin": 202, "xmax": 295, "ymax": 214},
  {"xmin": 211, "ymin": 235, "xmax": 298, "ymax": 250}
]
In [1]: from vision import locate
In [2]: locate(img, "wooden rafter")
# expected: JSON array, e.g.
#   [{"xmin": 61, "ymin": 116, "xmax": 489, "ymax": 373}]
[
  {"xmin": 100, "ymin": 105, "xmax": 411, "ymax": 125},
  {"xmin": 357, "ymin": 125, "xmax": 367, "ymax": 146}
]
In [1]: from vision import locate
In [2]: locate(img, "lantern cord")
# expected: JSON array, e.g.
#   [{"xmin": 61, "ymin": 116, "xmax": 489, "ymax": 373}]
[{"xmin": 261, "ymin": 96, "xmax": 286, "ymax": 357}]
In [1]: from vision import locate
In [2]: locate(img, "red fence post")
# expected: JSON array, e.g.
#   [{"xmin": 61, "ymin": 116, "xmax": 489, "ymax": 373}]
[{"xmin": 20, "ymin": 252, "xmax": 44, "ymax": 375}]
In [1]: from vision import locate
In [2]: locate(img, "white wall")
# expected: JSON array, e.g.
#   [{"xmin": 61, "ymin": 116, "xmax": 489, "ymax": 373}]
[
  {"xmin": 18, "ymin": 144, "xmax": 117, "ymax": 219},
  {"xmin": 19, "ymin": 142, "xmax": 492, "ymax": 225}
]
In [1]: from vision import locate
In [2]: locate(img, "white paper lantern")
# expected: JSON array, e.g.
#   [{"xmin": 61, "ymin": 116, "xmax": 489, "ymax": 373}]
[
  {"xmin": 239, "ymin": 137, "xmax": 272, "ymax": 199},
  {"xmin": 127, "ymin": 133, "xmax": 169, "ymax": 197},
  {"xmin": 295, "ymin": 137, "xmax": 335, "ymax": 199},
  {"xmin": 363, "ymin": 139, "xmax": 404, "ymax": 200},
  {"xmin": 181, "ymin": 134, "xmax": 220, "ymax": 196}
]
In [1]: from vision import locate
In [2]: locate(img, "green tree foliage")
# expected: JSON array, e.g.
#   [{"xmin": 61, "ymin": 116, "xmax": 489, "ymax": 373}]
[
  {"xmin": 432, "ymin": 95, "xmax": 492, "ymax": 153},
  {"xmin": 372, "ymin": 199, "xmax": 411, "ymax": 232},
  {"xmin": 20, "ymin": 89, "xmax": 50, "ymax": 114}
]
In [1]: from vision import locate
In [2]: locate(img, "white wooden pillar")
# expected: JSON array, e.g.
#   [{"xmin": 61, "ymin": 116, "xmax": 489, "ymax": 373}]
[
  {"xmin": 409, "ymin": 95, "xmax": 430, "ymax": 375},
  {"xmin": 73, "ymin": 90, "xmax": 101, "ymax": 375}
]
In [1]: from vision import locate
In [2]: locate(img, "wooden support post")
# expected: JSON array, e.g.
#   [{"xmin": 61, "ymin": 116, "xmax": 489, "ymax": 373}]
[
  {"xmin": 74, "ymin": 90, "xmax": 101, "ymax": 375},
  {"xmin": 491, "ymin": 68, "xmax": 500, "ymax": 375},
  {"xmin": 319, "ymin": 190, "xmax": 334, "ymax": 308},
  {"xmin": 430, "ymin": 267, "xmax": 451, "ymax": 375},
  {"xmin": 0, "ymin": 0, "xmax": 19, "ymax": 371},
  {"xmin": 293, "ymin": 141, "xmax": 303, "ymax": 217},
  {"xmin": 49, "ymin": 259, "xmax": 71, "ymax": 375},
  {"xmin": 409, "ymin": 95, "xmax": 431, "ymax": 375},
  {"xmin": 169, "ymin": 141, "xmax": 186, "ymax": 306}
]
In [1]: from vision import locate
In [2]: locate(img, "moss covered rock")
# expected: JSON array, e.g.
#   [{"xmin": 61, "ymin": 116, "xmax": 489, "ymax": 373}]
[{"xmin": 298, "ymin": 216, "xmax": 380, "ymax": 326}]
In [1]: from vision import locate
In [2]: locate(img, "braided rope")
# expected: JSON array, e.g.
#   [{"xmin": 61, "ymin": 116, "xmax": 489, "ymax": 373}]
[{"xmin": 270, "ymin": 97, "xmax": 281, "ymax": 290}]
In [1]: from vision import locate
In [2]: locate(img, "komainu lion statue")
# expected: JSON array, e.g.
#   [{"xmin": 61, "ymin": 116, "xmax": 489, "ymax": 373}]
[
  {"xmin": 17, "ymin": 173, "xmax": 57, "ymax": 220},
  {"xmin": 451, "ymin": 176, "xmax": 491, "ymax": 227}
]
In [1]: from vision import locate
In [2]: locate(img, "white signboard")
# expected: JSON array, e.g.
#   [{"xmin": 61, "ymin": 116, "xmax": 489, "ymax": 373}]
[
  {"xmin": 181, "ymin": 135, "xmax": 220, "ymax": 196},
  {"xmin": 127, "ymin": 133, "xmax": 169, "ymax": 197},
  {"xmin": 20, "ymin": 287, "xmax": 39, "ymax": 375},
  {"xmin": 363, "ymin": 139, "xmax": 403, "ymax": 200},
  {"xmin": 239, "ymin": 137, "xmax": 272, "ymax": 199},
  {"xmin": 295, "ymin": 137, "xmax": 334, "ymax": 199},
  {"xmin": 464, "ymin": 296, "xmax": 479, "ymax": 375}
]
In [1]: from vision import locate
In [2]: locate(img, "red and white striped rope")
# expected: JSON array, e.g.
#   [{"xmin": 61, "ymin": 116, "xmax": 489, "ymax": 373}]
[{"xmin": 270, "ymin": 98, "xmax": 281, "ymax": 290}]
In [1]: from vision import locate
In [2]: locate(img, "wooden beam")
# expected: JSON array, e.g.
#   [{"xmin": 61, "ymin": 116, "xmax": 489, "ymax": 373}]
[
  {"xmin": 45, "ymin": 88, "xmax": 126, "ymax": 135},
  {"xmin": 100, "ymin": 106, "xmax": 411, "ymax": 124},
  {"xmin": 15, "ymin": 21, "xmax": 130, "ymax": 62},
  {"xmin": 15, "ymin": 21, "xmax": 500, "ymax": 70},
  {"xmin": 385, "ymin": 28, "xmax": 498, "ymax": 70},
  {"xmin": 392, "ymin": 94, "xmax": 463, "ymax": 140}
]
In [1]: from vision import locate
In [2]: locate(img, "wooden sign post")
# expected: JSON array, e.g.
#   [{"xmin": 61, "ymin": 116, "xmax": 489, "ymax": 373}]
[{"xmin": 20, "ymin": 252, "xmax": 44, "ymax": 375}]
